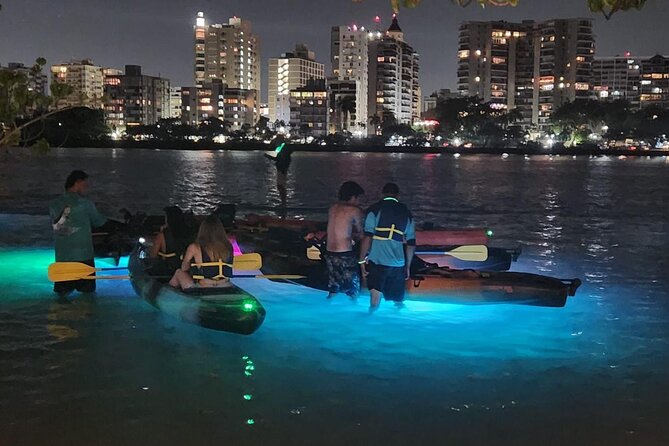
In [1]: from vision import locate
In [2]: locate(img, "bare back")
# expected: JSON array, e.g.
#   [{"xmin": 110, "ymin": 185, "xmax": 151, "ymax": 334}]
[{"xmin": 326, "ymin": 203, "xmax": 364, "ymax": 253}]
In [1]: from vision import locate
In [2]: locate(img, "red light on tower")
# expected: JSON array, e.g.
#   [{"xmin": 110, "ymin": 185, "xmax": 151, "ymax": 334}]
[
  {"xmin": 624, "ymin": 51, "xmax": 631, "ymax": 57},
  {"xmin": 374, "ymin": 15, "xmax": 381, "ymax": 23}
]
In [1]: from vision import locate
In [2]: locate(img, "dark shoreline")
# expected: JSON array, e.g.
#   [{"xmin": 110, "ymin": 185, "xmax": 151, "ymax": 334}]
[{"xmin": 11, "ymin": 140, "xmax": 669, "ymax": 157}]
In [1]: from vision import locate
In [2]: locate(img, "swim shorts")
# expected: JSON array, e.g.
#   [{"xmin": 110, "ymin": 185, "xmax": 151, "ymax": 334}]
[
  {"xmin": 366, "ymin": 261, "xmax": 406, "ymax": 301},
  {"xmin": 325, "ymin": 250, "xmax": 360, "ymax": 297}
]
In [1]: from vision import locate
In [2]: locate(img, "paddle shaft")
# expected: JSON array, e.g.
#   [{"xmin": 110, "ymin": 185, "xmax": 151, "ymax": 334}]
[{"xmin": 76, "ymin": 274, "xmax": 305, "ymax": 281}]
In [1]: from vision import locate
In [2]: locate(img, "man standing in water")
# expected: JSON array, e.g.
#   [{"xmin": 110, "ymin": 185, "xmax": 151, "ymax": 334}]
[
  {"xmin": 325, "ymin": 181, "xmax": 365, "ymax": 299},
  {"xmin": 359, "ymin": 183, "xmax": 416, "ymax": 310},
  {"xmin": 274, "ymin": 141, "xmax": 293, "ymax": 209},
  {"xmin": 49, "ymin": 170, "xmax": 107, "ymax": 299}
]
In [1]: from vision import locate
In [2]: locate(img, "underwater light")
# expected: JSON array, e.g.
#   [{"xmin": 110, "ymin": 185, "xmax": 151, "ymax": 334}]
[
  {"xmin": 486, "ymin": 229, "xmax": 494, "ymax": 237},
  {"xmin": 242, "ymin": 301, "xmax": 255, "ymax": 312}
]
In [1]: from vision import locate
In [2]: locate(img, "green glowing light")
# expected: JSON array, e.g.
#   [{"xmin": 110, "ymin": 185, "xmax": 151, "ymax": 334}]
[
  {"xmin": 243, "ymin": 394, "xmax": 253, "ymax": 400},
  {"xmin": 242, "ymin": 302, "xmax": 255, "ymax": 312},
  {"xmin": 246, "ymin": 418, "xmax": 255, "ymax": 425},
  {"xmin": 245, "ymin": 371, "xmax": 253, "ymax": 376},
  {"xmin": 486, "ymin": 229, "xmax": 494, "ymax": 237},
  {"xmin": 245, "ymin": 365, "xmax": 255, "ymax": 371},
  {"xmin": 242, "ymin": 356, "xmax": 249, "ymax": 360},
  {"xmin": 275, "ymin": 142, "xmax": 285, "ymax": 154}
]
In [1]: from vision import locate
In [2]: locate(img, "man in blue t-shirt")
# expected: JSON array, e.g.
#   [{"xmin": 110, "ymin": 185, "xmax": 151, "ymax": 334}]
[{"xmin": 359, "ymin": 183, "xmax": 416, "ymax": 309}]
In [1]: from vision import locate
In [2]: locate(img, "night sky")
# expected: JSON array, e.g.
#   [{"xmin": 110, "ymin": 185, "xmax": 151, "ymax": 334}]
[{"xmin": 1, "ymin": 0, "xmax": 668, "ymax": 100}]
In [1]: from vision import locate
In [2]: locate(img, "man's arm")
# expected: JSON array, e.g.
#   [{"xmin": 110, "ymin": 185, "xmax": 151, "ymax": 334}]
[
  {"xmin": 403, "ymin": 216, "xmax": 417, "ymax": 279},
  {"xmin": 87, "ymin": 201, "xmax": 107, "ymax": 228}
]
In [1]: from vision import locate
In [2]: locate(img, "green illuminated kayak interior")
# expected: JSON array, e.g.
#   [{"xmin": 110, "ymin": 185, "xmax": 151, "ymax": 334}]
[{"xmin": 128, "ymin": 248, "xmax": 266, "ymax": 335}]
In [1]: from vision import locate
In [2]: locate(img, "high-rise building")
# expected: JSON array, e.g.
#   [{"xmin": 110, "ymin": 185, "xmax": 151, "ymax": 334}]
[
  {"xmin": 457, "ymin": 18, "xmax": 595, "ymax": 128},
  {"xmin": 535, "ymin": 19, "xmax": 595, "ymax": 129},
  {"xmin": 290, "ymin": 79, "xmax": 328, "ymax": 136},
  {"xmin": 367, "ymin": 15, "xmax": 420, "ymax": 125},
  {"xmin": 168, "ymin": 87, "xmax": 183, "ymax": 119},
  {"xmin": 194, "ymin": 11, "xmax": 260, "ymax": 92},
  {"xmin": 268, "ymin": 44, "xmax": 325, "ymax": 124},
  {"xmin": 50, "ymin": 59, "xmax": 105, "ymax": 108},
  {"xmin": 103, "ymin": 68, "xmax": 124, "ymax": 131},
  {"xmin": 457, "ymin": 21, "xmax": 534, "ymax": 124},
  {"xmin": 330, "ymin": 24, "xmax": 369, "ymax": 134},
  {"xmin": 181, "ymin": 79, "xmax": 257, "ymax": 131},
  {"xmin": 639, "ymin": 55, "xmax": 669, "ymax": 108},
  {"xmin": 327, "ymin": 78, "xmax": 357, "ymax": 134},
  {"xmin": 103, "ymin": 65, "xmax": 170, "ymax": 130},
  {"xmin": 592, "ymin": 54, "xmax": 641, "ymax": 107},
  {"xmin": 0, "ymin": 62, "xmax": 48, "ymax": 96}
]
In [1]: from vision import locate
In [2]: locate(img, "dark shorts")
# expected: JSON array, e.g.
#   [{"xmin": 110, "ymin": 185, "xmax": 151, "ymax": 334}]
[
  {"xmin": 53, "ymin": 258, "xmax": 96, "ymax": 295},
  {"xmin": 366, "ymin": 261, "xmax": 406, "ymax": 301},
  {"xmin": 324, "ymin": 251, "xmax": 360, "ymax": 296}
]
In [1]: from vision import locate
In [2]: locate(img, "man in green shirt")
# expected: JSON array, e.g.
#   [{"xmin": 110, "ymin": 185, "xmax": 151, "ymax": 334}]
[{"xmin": 49, "ymin": 170, "xmax": 107, "ymax": 297}]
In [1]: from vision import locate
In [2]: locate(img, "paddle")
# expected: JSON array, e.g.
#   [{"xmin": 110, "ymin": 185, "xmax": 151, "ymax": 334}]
[
  {"xmin": 47, "ymin": 273, "xmax": 306, "ymax": 282},
  {"xmin": 48, "ymin": 253, "xmax": 262, "ymax": 283},
  {"xmin": 307, "ymin": 245, "xmax": 489, "ymax": 262},
  {"xmin": 415, "ymin": 245, "xmax": 489, "ymax": 262}
]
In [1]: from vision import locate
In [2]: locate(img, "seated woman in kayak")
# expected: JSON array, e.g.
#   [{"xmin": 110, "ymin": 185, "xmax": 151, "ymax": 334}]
[
  {"xmin": 150, "ymin": 206, "xmax": 192, "ymax": 271},
  {"xmin": 168, "ymin": 214, "xmax": 233, "ymax": 289}
]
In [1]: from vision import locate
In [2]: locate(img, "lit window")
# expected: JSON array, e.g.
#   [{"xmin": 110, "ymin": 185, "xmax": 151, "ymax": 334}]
[{"xmin": 458, "ymin": 50, "xmax": 470, "ymax": 59}]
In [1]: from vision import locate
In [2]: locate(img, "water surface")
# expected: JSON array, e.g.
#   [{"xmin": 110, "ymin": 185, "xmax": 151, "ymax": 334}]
[{"xmin": 1, "ymin": 149, "xmax": 668, "ymax": 445}]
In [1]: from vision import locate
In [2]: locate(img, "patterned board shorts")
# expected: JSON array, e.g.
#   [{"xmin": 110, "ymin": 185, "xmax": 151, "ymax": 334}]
[{"xmin": 324, "ymin": 250, "xmax": 361, "ymax": 296}]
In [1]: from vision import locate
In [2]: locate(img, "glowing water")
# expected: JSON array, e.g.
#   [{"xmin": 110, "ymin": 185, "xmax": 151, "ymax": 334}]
[{"xmin": 1, "ymin": 150, "xmax": 668, "ymax": 445}]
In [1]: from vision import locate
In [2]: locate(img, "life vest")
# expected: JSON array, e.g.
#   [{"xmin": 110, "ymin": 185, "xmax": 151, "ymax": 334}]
[
  {"xmin": 190, "ymin": 248, "xmax": 232, "ymax": 281},
  {"xmin": 368, "ymin": 198, "xmax": 412, "ymax": 243}
]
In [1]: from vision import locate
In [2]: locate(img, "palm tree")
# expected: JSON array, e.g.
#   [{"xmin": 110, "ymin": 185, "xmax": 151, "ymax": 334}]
[{"xmin": 336, "ymin": 95, "xmax": 356, "ymax": 133}]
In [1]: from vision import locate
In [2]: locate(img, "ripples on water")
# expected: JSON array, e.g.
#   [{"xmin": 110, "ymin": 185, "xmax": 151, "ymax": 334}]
[{"xmin": 0, "ymin": 149, "xmax": 668, "ymax": 445}]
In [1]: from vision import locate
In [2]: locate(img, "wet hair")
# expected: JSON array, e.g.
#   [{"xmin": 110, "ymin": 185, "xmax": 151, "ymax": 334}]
[
  {"xmin": 195, "ymin": 214, "xmax": 232, "ymax": 262},
  {"xmin": 338, "ymin": 181, "xmax": 365, "ymax": 201},
  {"xmin": 382, "ymin": 183, "xmax": 400, "ymax": 197},
  {"xmin": 64, "ymin": 170, "xmax": 88, "ymax": 190}
]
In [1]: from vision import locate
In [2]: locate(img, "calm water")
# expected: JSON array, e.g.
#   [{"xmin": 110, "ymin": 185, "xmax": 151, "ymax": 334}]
[{"xmin": 1, "ymin": 148, "xmax": 668, "ymax": 445}]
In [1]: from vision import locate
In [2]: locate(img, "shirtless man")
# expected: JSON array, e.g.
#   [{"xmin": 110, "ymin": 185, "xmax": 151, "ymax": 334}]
[{"xmin": 324, "ymin": 181, "xmax": 365, "ymax": 299}]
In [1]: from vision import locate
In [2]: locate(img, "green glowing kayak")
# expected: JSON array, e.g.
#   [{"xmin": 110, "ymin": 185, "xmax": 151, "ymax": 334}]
[{"xmin": 128, "ymin": 247, "xmax": 266, "ymax": 335}]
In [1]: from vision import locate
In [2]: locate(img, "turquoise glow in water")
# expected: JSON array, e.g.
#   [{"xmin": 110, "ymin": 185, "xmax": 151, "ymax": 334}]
[{"xmin": 1, "ymin": 150, "xmax": 668, "ymax": 444}]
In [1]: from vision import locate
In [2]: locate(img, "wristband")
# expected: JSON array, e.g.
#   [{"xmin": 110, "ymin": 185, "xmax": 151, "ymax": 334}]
[{"xmin": 358, "ymin": 259, "xmax": 367, "ymax": 265}]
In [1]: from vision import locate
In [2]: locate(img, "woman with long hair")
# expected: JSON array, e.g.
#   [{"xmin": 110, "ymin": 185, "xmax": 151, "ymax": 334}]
[{"xmin": 168, "ymin": 214, "xmax": 233, "ymax": 289}]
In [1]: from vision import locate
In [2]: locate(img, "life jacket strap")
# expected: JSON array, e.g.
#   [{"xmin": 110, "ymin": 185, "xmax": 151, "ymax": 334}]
[{"xmin": 372, "ymin": 224, "xmax": 405, "ymax": 241}]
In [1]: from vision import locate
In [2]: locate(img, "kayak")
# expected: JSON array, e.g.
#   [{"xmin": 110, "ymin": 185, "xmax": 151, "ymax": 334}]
[
  {"xmin": 408, "ymin": 263, "xmax": 581, "ymax": 307},
  {"xmin": 128, "ymin": 247, "xmax": 266, "ymax": 335},
  {"xmin": 236, "ymin": 232, "xmax": 580, "ymax": 307},
  {"xmin": 416, "ymin": 229, "xmax": 491, "ymax": 246},
  {"xmin": 416, "ymin": 246, "xmax": 521, "ymax": 271},
  {"xmin": 237, "ymin": 227, "xmax": 517, "ymax": 272},
  {"xmin": 237, "ymin": 215, "xmax": 492, "ymax": 246}
]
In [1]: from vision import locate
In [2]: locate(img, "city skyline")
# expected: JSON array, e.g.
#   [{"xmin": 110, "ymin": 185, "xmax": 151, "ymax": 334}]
[{"xmin": 1, "ymin": 0, "xmax": 669, "ymax": 100}]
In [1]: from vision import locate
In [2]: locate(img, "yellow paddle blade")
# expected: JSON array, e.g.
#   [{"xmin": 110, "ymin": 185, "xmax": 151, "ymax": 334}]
[
  {"xmin": 233, "ymin": 253, "xmax": 262, "ymax": 270},
  {"xmin": 445, "ymin": 245, "xmax": 489, "ymax": 261},
  {"xmin": 306, "ymin": 246, "xmax": 322, "ymax": 261},
  {"xmin": 48, "ymin": 262, "xmax": 97, "ymax": 282}
]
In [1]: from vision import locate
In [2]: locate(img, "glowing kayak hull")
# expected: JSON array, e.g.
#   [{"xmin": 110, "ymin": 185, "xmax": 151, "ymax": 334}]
[
  {"xmin": 236, "ymin": 232, "xmax": 580, "ymax": 308},
  {"xmin": 407, "ymin": 269, "xmax": 581, "ymax": 307},
  {"xmin": 128, "ymin": 248, "xmax": 266, "ymax": 335}
]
